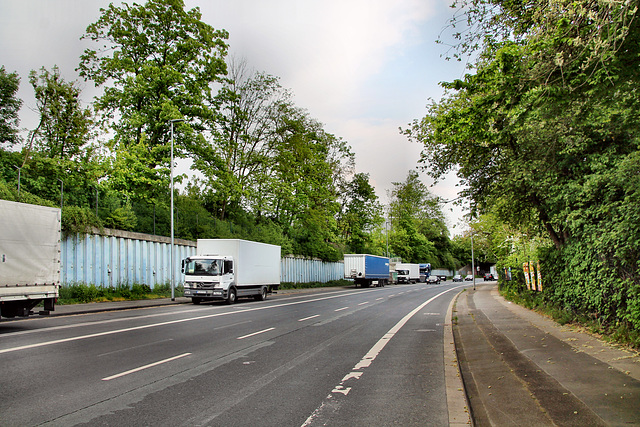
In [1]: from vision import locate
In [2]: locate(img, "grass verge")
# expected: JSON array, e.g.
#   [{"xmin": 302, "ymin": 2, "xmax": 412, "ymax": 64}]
[
  {"xmin": 499, "ymin": 285, "xmax": 640, "ymax": 351},
  {"xmin": 58, "ymin": 280, "xmax": 354, "ymax": 305}
]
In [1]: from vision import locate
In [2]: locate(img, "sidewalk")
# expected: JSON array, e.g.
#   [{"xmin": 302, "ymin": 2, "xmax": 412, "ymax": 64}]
[{"xmin": 453, "ymin": 282, "xmax": 640, "ymax": 426}]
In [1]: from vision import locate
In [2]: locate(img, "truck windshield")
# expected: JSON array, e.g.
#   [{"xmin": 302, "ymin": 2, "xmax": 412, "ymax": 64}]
[{"xmin": 185, "ymin": 259, "xmax": 222, "ymax": 276}]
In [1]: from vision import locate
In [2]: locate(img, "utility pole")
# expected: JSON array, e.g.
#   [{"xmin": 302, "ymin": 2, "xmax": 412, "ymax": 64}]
[
  {"xmin": 169, "ymin": 118, "xmax": 184, "ymax": 301},
  {"xmin": 57, "ymin": 179, "xmax": 63, "ymax": 209},
  {"xmin": 12, "ymin": 165, "xmax": 21, "ymax": 197},
  {"xmin": 471, "ymin": 233, "xmax": 476, "ymax": 291}
]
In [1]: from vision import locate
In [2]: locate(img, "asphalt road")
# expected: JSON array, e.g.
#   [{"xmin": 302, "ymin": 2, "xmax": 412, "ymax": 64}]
[{"xmin": 0, "ymin": 282, "xmax": 469, "ymax": 426}]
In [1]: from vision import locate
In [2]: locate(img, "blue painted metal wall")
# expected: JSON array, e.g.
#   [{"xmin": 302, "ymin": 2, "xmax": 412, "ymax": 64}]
[
  {"xmin": 61, "ymin": 231, "xmax": 344, "ymax": 288},
  {"xmin": 280, "ymin": 256, "xmax": 344, "ymax": 284},
  {"xmin": 61, "ymin": 230, "xmax": 195, "ymax": 288}
]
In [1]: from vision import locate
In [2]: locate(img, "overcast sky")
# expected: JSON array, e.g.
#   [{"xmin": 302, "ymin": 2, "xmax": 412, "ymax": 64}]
[{"xmin": 0, "ymin": 0, "xmax": 469, "ymax": 232}]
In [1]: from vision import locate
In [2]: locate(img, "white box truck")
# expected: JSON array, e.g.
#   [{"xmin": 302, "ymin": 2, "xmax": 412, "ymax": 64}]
[
  {"xmin": 182, "ymin": 239, "xmax": 280, "ymax": 304},
  {"xmin": 395, "ymin": 263, "xmax": 420, "ymax": 284},
  {"xmin": 0, "ymin": 200, "xmax": 60, "ymax": 318}
]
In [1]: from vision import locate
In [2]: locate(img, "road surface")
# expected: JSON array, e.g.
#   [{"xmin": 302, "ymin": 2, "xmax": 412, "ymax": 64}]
[{"xmin": 0, "ymin": 282, "xmax": 468, "ymax": 426}]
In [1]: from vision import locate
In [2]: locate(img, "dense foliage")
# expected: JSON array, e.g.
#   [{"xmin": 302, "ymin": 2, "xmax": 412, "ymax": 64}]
[
  {"xmin": 0, "ymin": 0, "xmax": 458, "ymax": 267},
  {"xmin": 409, "ymin": 0, "xmax": 640, "ymax": 344},
  {"xmin": 387, "ymin": 171, "xmax": 454, "ymax": 268},
  {"xmin": 0, "ymin": 66, "xmax": 22, "ymax": 147}
]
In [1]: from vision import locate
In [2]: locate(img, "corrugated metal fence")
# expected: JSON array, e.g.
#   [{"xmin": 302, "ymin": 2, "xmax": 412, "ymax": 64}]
[
  {"xmin": 61, "ymin": 229, "xmax": 196, "ymax": 288},
  {"xmin": 61, "ymin": 229, "xmax": 344, "ymax": 288},
  {"xmin": 281, "ymin": 256, "xmax": 344, "ymax": 284}
]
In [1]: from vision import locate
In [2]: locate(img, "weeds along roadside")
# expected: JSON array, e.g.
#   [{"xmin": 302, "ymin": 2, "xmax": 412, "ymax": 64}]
[{"xmin": 57, "ymin": 280, "xmax": 354, "ymax": 305}]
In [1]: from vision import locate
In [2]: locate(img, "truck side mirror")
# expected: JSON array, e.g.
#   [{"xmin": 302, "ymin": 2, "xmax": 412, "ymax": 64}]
[{"xmin": 181, "ymin": 259, "xmax": 186, "ymax": 274}]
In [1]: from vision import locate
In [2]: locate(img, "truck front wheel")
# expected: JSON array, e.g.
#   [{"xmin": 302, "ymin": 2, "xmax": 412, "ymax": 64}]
[
  {"xmin": 192, "ymin": 297, "xmax": 201, "ymax": 305},
  {"xmin": 227, "ymin": 288, "xmax": 237, "ymax": 305}
]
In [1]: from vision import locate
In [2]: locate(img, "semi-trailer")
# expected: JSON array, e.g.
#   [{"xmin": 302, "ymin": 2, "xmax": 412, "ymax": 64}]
[
  {"xmin": 343, "ymin": 254, "xmax": 390, "ymax": 287},
  {"xmin": 0, "ymin": 200, "xmax": 60, "ymax": 318}
]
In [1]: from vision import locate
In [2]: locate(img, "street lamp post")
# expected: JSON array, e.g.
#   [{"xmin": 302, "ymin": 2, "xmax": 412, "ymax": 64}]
[
  {"xmin": 12, "ymin": 165, "xmax": 21, "ymax": 197},
  {"xmin": 470, "ymin": 233, "xmax": 476, "ymax": 291},
  {"xmin": 57, "ymin": 179, "xmax": 63, "ymax": 209},
  {"xmin": 385, "ymin": 219, "xmax": 389, "ymax": 258},
  {"xmin": 169, "ymin": 119, "xmax": 184, "ymax": 301}
]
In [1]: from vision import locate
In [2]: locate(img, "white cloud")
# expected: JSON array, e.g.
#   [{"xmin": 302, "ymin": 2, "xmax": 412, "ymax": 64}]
[
  {"xmin": 199, "ymin": 0, "xmax": 438, "ymax": 118},
  {"xmin": 336, "ymin": 118, "xmax": 420, "ymax": 191},
  {"xmin": 1, "ymin": 0, "xmax": 469, "ymax": 229},
  {"xmin": 191, "ymin": 0, "xmax": 469, "ymax": 227}
]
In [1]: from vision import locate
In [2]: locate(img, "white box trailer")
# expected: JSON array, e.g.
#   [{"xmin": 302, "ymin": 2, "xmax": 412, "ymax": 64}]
[
  {"xmin": 0, "ymin": 200, "xmax": 60, "ymax": 318},
  {"xmin": 182, "ymin": 239, "xmax": 280, "ymax": 304},
  {"xmin": 395, "ymin": 263, "xmax": 420, "ymax": 284}
]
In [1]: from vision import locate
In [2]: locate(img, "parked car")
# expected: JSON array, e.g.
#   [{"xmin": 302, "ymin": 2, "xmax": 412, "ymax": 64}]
[
  {"xmin": 452, "ymin": 274, "xmax": 463, "ymax": 282},
  {"xmin": 483, "ymin": 273, "xmax": 495, "ymax": 281},
  {"xmin": 464, "ymin": 274, "xmax": 474, "ymax": 281},
  {"xmin": 426, "ymin": 275, "xmax": 440, "ymax": 284}
]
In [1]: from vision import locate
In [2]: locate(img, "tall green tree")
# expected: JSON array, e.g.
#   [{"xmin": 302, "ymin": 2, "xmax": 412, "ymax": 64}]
[
  {"xmin": 409, "ymin": 1, "xmax": 640, "ymax": 249},
  {"xmin": 338, "ymin": 172, "xmax": 383, "ymax": 253},
  {"xmin": 78, "ymin": 0, "xmax": 229, "ymax": 169},
  {"xmin": 193, "ymin": 59, "xmax": 289, "ymax": 220},
  {"xmin": 269, "ymin": 106, "xmax": 347, "ymax": 260},
  {"xmin": 28, "ymin": 66, "xmax": 94, "ymax": 160},
  {"xmin": 411, "ymin": 0, "xmax": 640, "ymax": 341},
  {"xmin": 0, "ymin": 66, "xmax": 22, "ymax": 147},
  {"xmin": 2, "ymin": 66, "xmax": 102, "ymax": 210},
  {"xmin": 387, "ymin": 171, "xmax": 449, "ymax": 265}
]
